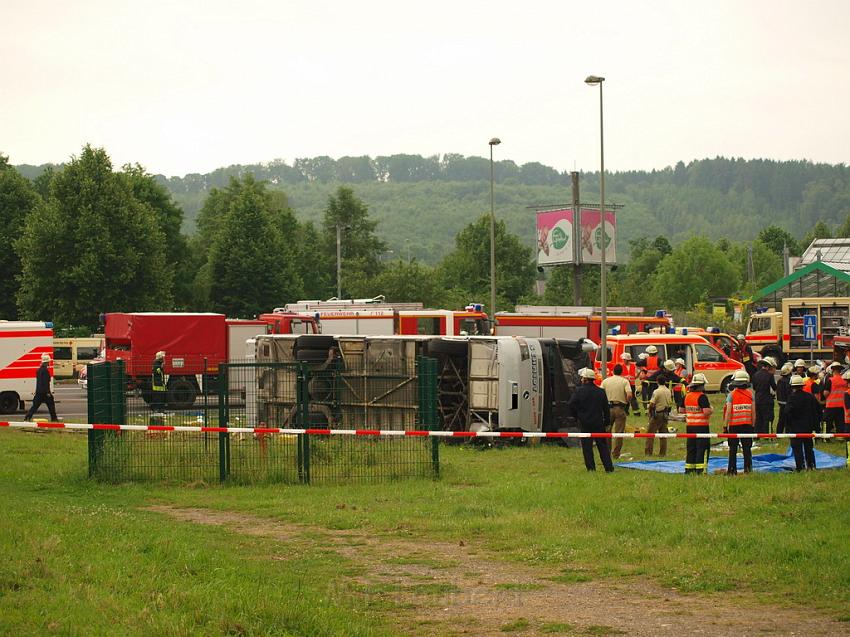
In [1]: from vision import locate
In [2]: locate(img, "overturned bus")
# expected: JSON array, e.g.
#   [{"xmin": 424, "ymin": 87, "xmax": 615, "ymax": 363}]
[{"xmin": 245, "ymin": 334, "xmax": 595, "ymax": 433}]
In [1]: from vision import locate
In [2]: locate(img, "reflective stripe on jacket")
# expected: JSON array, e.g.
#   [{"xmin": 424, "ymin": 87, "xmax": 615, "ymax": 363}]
[
  {"xmin": 729, "ymin": 388, "xmax": 754, "ymax": 427},
  {"xmin": 684, "ymin": 391, "xmax": 710, "ymax": 428}
]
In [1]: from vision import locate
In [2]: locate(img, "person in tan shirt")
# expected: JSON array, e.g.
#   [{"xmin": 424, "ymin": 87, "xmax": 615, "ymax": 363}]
[
  {"xmin": 645, "ymin": 379, "xmax": 673, "ymax": 457},
  {"xmin": 601, "ymin": 364, "xmax": 633, "ymax": 459}
]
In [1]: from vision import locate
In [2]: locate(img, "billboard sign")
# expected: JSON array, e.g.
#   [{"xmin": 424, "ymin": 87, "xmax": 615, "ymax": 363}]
[
  {"xmin": 536, "ymin": 208, "xmax": 574, "ymax": 266},
  {"xmin": 578, "ymin": 208, "xmax": 616, "ymax": 264}
]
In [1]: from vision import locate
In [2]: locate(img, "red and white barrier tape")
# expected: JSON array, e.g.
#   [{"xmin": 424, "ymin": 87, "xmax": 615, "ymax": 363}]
[{"xmin": 2, "ymin": 421, "xmax": 849, "ymax": 439}]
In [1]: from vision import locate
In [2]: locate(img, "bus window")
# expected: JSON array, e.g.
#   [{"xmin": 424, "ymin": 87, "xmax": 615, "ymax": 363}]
[
  {"xmin": 54, "ymin": 346, "xmax": 73, "ymax": 360},
  {"xmin": 77, "ymin": 347, "xmax": 100, "ymax": 361}
]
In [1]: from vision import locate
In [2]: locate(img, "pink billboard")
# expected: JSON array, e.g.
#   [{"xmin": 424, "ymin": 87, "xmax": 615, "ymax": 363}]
[
  {"xmin": 579, "ymin": 209, "xmax": 616, "ymax": 264},
  {"xmin": 536, "ymin": 208, "xmax": 574, "ymax": 265}
]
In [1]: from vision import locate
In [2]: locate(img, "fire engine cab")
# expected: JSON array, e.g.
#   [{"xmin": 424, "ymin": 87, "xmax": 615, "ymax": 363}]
[{"xmin": 0, "ymin": 321, "xmax": 54, "ymax": 414}]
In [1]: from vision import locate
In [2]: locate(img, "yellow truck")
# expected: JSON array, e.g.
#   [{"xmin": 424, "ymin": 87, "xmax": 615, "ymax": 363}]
[{"xmin": 746, "ymin": 297, "xmax": 850, "ymax": 363}]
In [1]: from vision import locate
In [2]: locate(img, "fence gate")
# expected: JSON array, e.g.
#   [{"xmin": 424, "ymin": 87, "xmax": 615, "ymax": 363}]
[{"xmin": 86, "ymin": 357, "xmax": 439, "ymax": 484}]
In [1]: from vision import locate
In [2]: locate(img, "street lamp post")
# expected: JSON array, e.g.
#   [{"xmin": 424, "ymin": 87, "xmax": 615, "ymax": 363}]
[
  {"xmin": 336, "ymin": 223, "xmax": 342, "ymax": 299},
  {"xmin": 585, "ymin": 75, "xmax": 607, "ymax": 377},
  {"xmin": 489, "ymin": 137, "xmax": 501, "ymax": 333}
]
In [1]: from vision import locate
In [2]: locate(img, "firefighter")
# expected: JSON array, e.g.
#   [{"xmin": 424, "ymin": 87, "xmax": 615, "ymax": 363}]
[
  {"xmin": 785, "ymin": 374, "xmax": 820, "ymax": 470},
  {"xmin": 602, "ymin": 364, "xmax": 633, "ymax": 460},
  {"xmin": 151, "ymin": 350, "xmax": 167, "ymax": 413},
  {"xmin": 645, "ymin": 378, "xmax": 672, "ymax": 457},
  {"xmin": 793, "ymin": 359, "xmax": 807, "ymax": 377},
  {"xmin": 620, "ymin": 352, "xmax": 641, "ymax": 416},
  {"xmin": 737, "ymin": 334, "xmax": 757, "ymax": 377},
  {"xmin": 23, "ymin": 353, "xmax": 59, "ymax": 422},
  {"xmin": 724, "ymin": 369, "xmax": 755, "ymax": 474},
  {"xmin": 636, "ymin": 352, "xmax": 652, "ymax": 407},
  {"xmin": 568, "ymin": 367, "xmax": 614, "ymax": 472},
  {"xmin": 644, "ymin": 345, "xmax": 660, "ymax": 372},
  {"xmin": 775, "ymin": 363, "xmax": 793, "ymax": 434},
  {"xmin": 681, "ymin": 373, "xmax": 712, "ymax": 474},
  {"xmin": 843, "ymin": 369, "xmax": 850, "ymax": 437},
  {"xmin": 672, "ymin": 357, "xmax": 689, "ymax": 409},
  {"xmin": 752, "ymin": 356, "xmax": 777, "ymax": 434},
  {"xmin": 803, "ymin": 365, "xmax": 820, "ymax": 395},
  {"xmin": 820, "ymin": 361, "xmax": 846, "ymax": 435}
]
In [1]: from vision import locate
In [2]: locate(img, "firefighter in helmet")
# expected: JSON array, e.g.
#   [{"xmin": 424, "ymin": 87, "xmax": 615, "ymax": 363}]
[
  {"xmin": 151, "ymin": 350, "xmax": 167, "ymax": 413},
  {"xmin": 681, "ymin": 373, "xmax": 713, "ymax": 474}
]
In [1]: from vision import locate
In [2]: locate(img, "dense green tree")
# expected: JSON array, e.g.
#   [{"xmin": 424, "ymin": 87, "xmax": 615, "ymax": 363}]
[
  {"xmin": 800, "ymin": 220, "xmax": 833, "ymax": 251},
  {"xmin": 121, "ymin": 164, "xmax": 193, "ymax": 307},
  {"xmin": 208, "ymin": 181, "xmax": 302, "ymax": 317},
  {"xmin": 437, "ymin": 215, "xmax": 536, "ymax": 312},
  {"xmin": 0, "ymin": 156, "xmax": 42, "ymax": 319},
  {"xmin": 652, "ymin": 237, "xmax": 740, "ymax": 309},
  {"xmin": 370, "ymin": 260, "xmax": 440, "ymax": 307},
  {"xmin": 757, "ymin": 225, "xmax": 800, "ymax": 256},
  {"xmin": 321, "ymin": 186, "xmax": 387, "ymax": 299},
  {"xmin": 16, "ymin": 145, "xmax": 171, "ymax": 328}
]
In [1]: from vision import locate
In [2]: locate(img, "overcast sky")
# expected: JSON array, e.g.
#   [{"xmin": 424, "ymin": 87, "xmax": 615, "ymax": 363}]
[{"xmin": 3, "ymin": 0, "xmax": 849, "ymax": 177}]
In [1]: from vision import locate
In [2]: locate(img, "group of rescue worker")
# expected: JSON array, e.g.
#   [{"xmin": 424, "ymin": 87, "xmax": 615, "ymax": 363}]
[{"xmin": 568, "ymin": 346, "xmax": 846, "ymax": 474}]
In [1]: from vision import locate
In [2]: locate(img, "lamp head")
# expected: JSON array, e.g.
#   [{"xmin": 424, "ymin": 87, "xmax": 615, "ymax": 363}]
[
  {"xmin": 585, "ymin": 75, "xmax": 605, "ymax": 85},
  {"xmin": 489, "ymin": 137, "xmax": 501, "ymax": 146}
]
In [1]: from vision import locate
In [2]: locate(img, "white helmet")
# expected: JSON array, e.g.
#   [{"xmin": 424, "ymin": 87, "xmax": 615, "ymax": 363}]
[
  {"xmin": 638, "ymin": 352, "xmax": 649, "ymax": 360},
  {"xmin": 155, "ymin": 351, "xmax": 166, "ymax": 360},
  {"xmin": 645, "ymin": 345, "xmax": 658, "ymax": 354},
  {"xmin": 780, "ymin": 363, "xmax": 793, "ymax": 376},
  {"xmin": 808, "ymin": 365, "xmax": 821, "ymax": 375},
  {"xmin": 737, "ymin": 334, "xmax": 746, "ymax": 340},
  {"xmin": 794, "ymin": 359, "xmax": 806, "ymax": 368},
  {"xmin": 675, "ymin": 358, "xmax": 685, "ymax": 366},
  {"xmin": 828, "ymin": 361, "xmax": 843, "ymax": 370},
  {"xmin": 663, "ymin": 359, "xmax": 676, "ymax": 371},
  {"xmin": 690, "ymin": 373, "xmax": 707, "ymax": 386},
  {"xmin": 732, "ymin": 370, "xmax": 750, "ymax": 383},
  {"xmin": 790, "ymin": 374, "xmax": 805, "ymax": 387},
  {"xmin": 843, "ymin": 370, "xmax": 850, "ymax": 381},
  {"xmin": 579, "ymin": 367, "xmax": 598, "ymax": 380},
  {"xmin": 762, "ymin": 356, "xmax": 778, "ymax": 368},
  {"xmin": 620, "ymin": 352, "xmax": 632, "ymax": 361},
  {"xmin": 41, "ymin": 353, "xmax": 51, "ymax": 363}
]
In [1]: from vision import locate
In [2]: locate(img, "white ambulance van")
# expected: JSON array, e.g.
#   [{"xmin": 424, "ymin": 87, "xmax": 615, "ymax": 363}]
[{"xmin": 0, "ymin": 321, "xmax": 54, "ymax": 414}]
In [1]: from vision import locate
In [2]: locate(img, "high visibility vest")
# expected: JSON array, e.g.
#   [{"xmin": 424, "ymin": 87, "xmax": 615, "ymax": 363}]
[
  {"xmin": 844, "ymin": 390, "xmax": 850, "ymax": 425},
  {"xmin": 684, "ymin": 391, "xmax": 710, "ymax": 428},
  {"xmin": 825, "ymin": 375, "xmax": 847, "ymax": 409},
  {"xmin": 646, "ymin": 355, "xmax": 659, "ymax": 371},
  {"xmin": 803, "ymin": 377, "xmax": 815, "ymax": 394},
  {"xmin": 728, "ymin": 388, "xmax": 754, "ymax": 427},
  {"xmin": 673, "ymin": 367, "xmax": 687, "ymax": 392},
  {"xmin": 622, "ymin": 362, "xmax": 636, "ymax": 384}
]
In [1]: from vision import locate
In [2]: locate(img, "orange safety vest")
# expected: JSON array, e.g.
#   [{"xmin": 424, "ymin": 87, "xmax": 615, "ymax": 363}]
[
  {"xmin": 803, "ymin": 377, "xmax": 816, "ymax": 394},
  {"xmin": 646, "ymin": 355, "xmax": 659, "ymax": 371},
  {"xmin": 684, "ymin": 391, "xmax": 710, "ymax": 428},
  {"xmin": 728, "ymin": 388, "xmax": 754, "ymax": 427},
  {"xmin": 622, "ymin": 362, "xmax": 636, "ymax": 384},
  {"xmin": 672, "ymin": 367, "xmax": 688, "ymax": 392},
  {"xmin": 825, "ymin": 374, "xmax": 847, "ymax": 409}
]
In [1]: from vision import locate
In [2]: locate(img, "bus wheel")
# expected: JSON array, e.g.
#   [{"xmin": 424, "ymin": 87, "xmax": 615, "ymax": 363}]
[{"xmin": 0, "ymin": 392, "xmax": 19, "ymax": 414}]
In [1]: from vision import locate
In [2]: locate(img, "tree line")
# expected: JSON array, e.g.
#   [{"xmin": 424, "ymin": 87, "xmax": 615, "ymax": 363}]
[{"xmin": 2, "ymin": 146, "xmax": 848, "ymax": 331}]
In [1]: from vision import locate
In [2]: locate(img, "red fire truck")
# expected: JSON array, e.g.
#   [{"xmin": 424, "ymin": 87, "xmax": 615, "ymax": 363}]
[
  {"xmin": 0, "ymin": 321, "xmax": 54, "ymax": 414},
  {"xmin": 495, "ymin": 306, "xmax": 673, "ymax": 342},
  {"xmin": 271, "ymin": 297, "xmax": 490, "ymax": 336}
]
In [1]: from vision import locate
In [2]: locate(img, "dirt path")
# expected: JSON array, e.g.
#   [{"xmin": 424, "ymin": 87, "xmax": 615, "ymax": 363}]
[{"xmin": 148, "ymin": 505, "xmax": 849, "ymax": 637}]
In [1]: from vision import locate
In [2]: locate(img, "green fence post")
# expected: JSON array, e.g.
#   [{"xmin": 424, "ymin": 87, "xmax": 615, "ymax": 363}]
[
  {"xmin": 296, "ymin": 362, "xmax": 311, "ymax": 484},
  {"xmin": 87, "ymin": 360, "xmax": 126, "ymax": 480},
  {"xmin": 418, "ymin": 356, "xmax": 440, "ymax": 479},
  {"xmin": 218, "ymin": 364, "xmax": 229, "ymax": 482}
]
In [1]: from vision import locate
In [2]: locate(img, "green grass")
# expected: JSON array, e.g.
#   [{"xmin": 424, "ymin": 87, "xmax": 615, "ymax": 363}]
[{"xmin": 2, "ymin": 414, "xmax": 850, "ymax": 635}]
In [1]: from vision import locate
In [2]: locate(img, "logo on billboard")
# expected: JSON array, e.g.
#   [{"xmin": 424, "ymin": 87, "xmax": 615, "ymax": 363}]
[{"xmin": 551, "ymin": 226, "xmax": 569, "ymax": 250}]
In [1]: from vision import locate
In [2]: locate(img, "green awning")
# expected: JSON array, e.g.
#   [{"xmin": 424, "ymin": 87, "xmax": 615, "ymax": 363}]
[{"xmin": 754, "ymin": 261, "xmax": 850, "ymax": 306}]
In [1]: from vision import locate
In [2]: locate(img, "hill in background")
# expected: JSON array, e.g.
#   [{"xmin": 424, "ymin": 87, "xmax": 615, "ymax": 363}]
[{"xmin": 17, "ymin": 156, "xmax": 850, "ymax": 264}]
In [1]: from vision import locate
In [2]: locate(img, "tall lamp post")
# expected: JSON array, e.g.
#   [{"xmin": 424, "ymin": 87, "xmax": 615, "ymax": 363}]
[
  {"xmin": 336, "ymin": 223, "xmax": 342, "ymax": 299},
  {"xmin": 489, "ymin": 137, "xmax": 501, "ymax": 332},
  {"xmin": 585, "ymin": 75, "xmax": 608, "ymax": 377}
]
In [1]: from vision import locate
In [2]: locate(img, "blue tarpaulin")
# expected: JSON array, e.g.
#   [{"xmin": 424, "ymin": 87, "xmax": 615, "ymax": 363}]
[{"xmin": 618, "ymin": 445, "xmax": 848, "ymax": 473}]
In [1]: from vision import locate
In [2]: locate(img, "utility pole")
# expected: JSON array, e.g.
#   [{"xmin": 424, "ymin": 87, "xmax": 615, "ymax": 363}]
[
  {"xmin": 336, "ymin": 223, "xmax": 342, "ymax": 299},
  {"xmin": 571, "ymin": 171, "xmax": 582, "ymax": 305}
]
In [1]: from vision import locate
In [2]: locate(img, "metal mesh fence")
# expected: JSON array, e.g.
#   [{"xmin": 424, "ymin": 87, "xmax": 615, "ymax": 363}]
[{"xmin": 87, "ymin": 356, "xmax": 439, "ymax": 485}]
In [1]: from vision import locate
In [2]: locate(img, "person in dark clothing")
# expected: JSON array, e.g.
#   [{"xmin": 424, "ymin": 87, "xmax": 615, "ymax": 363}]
[
  {"xmin": 24, "ymin": 353, "xmax": 58, "ymax": 421},
  {"xmin": 842, "ymin": 369, "xmax": 850, "ymax": 436},
  {"xmin": 775, "ymin": 363, "xmax": 793, "ymax": 434},
  {"xmin": 568, "ymin": 367, "xmax": 614, "ymax": 472},
  {"xmin": 737, "ymin": 335, "xmax": 758, "ymax": 378},
  {"xmin": 785, "ymin": 374, "xmax": 821, "ymax": 470},
  {"xmin": 151, "ymin": 350, "xmax": 167, "ymax": 413},
  {"xmin": 682, "ymin": 373, "xmax": 713, "ymax": 474},
  {"xmin": 751, "ymin": 356, "xmax": 777, "ymax": 434}
]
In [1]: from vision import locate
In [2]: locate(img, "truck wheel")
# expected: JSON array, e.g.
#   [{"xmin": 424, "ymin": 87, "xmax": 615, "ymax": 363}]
[
  {"xmin": 0, "ymin": 392, "xmax": 19, "ymax": 414},
  {"xmin": 295, "ymin": 335, "xmax": 335, "ymax": 350},
  {"xmin": 167, "ymin": 378, "xmax": 197, "ymax": 410}
]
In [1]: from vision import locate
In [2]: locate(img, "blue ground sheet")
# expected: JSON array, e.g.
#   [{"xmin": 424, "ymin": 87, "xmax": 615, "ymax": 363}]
[{"xmin": 618, "ymin": 445, "xmax": 848, "ymax": 473}]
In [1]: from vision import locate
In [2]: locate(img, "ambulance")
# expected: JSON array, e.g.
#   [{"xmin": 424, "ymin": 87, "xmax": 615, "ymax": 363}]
[{"xmin": 0, "ymin": 321, "xmax": 54, "ymax": 414}]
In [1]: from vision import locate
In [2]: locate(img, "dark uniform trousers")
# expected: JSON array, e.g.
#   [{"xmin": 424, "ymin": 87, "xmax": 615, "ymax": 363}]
[
  {"xmin": 754, "ymin": 402, "xmax": 774, "ymax": 434},
  {"xmin": 685, "ymin": 426, "xmax": 711, "ymax": 474},
  {"xmin": 790, "ymin": 437, "xmax": 816, "ymax": 471},
  {"xmin": 581, "ymin": 435, "xmax": 614, "ymax": 472},
  {"xmin": 727, "ymin": 424, "xmax": 753, "ymax": 474}
]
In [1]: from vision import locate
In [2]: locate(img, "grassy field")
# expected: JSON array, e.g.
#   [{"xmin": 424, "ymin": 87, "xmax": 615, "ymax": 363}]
[{"xmin": 2, "ymin": 400, "xmax": 850, "ymax": 635}]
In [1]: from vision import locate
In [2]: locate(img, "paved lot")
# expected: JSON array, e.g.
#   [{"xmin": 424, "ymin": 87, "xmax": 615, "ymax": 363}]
[{"xmin": 13, "ymin": 381, "xmax": 89, "ymax": 422}]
